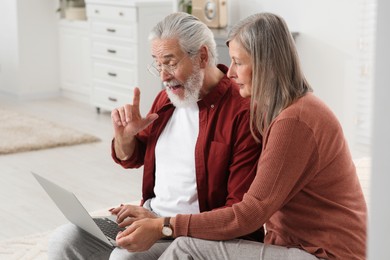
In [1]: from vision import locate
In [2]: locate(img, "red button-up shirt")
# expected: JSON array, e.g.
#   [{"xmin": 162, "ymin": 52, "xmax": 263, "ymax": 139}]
[{"xmin": 112, "ymin": 65, "xmax": 263, "ymax": 240}]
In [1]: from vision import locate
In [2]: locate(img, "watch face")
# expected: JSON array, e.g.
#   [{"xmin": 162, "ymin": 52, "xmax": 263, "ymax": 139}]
[{"xmin": 162, "ymin": 226, "xmax": 173, "ymax": 237}]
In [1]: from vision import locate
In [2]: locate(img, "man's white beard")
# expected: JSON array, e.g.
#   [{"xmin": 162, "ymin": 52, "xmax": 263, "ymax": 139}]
[{"xmin": 165, "ymin": 65, "xmax": 204, "ymax": 108}]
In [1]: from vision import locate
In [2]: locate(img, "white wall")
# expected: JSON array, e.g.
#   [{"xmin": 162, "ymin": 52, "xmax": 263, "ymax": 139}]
[
  {"xmin": 0, "ymin": 0, "xmax": 60, "ymax": 98},
  {"xmin": 368, "ymin": 0, "xmax": 390, "ymax": 259},
  {"xmin": 0, "ymin": 0, "xmax": 19, "ymax": 93}
]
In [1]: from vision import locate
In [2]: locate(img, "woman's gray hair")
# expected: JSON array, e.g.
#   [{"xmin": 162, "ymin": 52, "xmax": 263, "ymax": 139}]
[
  {"xmin": 149, "ymin": 12, "xmax": 218, "ymax": 65},
  {"xmin": 227, "ymin": 12, "xmax": 312, "ymax": 138}
]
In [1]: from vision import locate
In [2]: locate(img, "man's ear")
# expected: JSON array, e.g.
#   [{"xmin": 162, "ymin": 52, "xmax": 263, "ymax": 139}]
[{"xmin": 199, "ymin": 45, "xmax": 209, "ymax": 68}]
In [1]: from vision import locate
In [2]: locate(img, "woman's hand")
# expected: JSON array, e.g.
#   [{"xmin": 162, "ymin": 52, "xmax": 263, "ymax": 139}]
[{"xmin": 116, "ymin": 218, "xmax": 164, "ymax": 252}]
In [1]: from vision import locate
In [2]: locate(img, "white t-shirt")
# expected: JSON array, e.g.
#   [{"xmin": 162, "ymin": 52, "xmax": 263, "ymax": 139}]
[{"xmin": 150, "ymin": 103, "xmax": 200, "ymax": 216}]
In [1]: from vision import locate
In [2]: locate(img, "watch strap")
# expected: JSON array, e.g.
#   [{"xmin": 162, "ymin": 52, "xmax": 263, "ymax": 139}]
[{"xmin": 164, "ymin": 217, "xmax": 171, "ymax": 227}]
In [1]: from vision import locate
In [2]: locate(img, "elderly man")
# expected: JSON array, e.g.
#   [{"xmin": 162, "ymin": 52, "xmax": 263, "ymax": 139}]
[{"xmin": 48, "ymin": 12, "xmax": 262, "ymax": 260}]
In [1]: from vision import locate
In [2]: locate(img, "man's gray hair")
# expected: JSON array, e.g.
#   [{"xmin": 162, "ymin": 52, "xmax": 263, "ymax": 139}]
[{"xmin": 149, "ymin": 12, "xmax": 218, "ymax": 66}]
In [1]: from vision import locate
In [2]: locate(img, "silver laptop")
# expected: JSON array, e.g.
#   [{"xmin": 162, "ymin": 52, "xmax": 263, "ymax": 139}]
[{"xmin": 32, "ymin": 172, "xmax": 124, "ymax": 247}]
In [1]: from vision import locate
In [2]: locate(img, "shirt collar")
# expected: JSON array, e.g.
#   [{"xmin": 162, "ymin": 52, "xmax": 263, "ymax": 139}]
[{"xmin": 197, "ymin": 64, "xmax": 231, "ymax": 109}]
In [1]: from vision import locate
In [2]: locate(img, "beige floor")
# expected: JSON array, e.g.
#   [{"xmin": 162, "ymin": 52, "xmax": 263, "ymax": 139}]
[{"xmin": 0, "ymin": 95, "xmax": 143, "ymax": 241}]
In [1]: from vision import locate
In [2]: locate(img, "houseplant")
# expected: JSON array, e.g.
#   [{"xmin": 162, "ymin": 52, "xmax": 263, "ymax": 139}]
[
  {"xmin": 57, "ymin": 0, "xmax": 86, "ymax": 20},
  {"xmin": 179, "ymin": 0, "xmax": 192, "ymax": 14}
]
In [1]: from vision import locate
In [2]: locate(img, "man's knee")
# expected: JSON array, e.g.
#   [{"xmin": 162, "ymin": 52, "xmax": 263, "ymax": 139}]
[
  {"xmin": 48, "ymin": 223, "xmax": 87, "ymax": 259},
  {"xmin": 110, "ymin": 241, "xmax": 172, "ymax": 260},
  {"xmin": 49, "ymin": 224, "xmax": 80, "ymax": 248}
]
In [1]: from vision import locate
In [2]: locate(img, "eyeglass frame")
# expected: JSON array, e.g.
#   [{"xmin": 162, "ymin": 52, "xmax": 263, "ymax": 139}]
[{"xmin": 147, "ymin": 51, "xmax": 196, "ymax": 78}]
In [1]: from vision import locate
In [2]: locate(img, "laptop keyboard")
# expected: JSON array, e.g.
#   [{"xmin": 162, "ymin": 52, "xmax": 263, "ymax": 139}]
[{"xmin": 93, "ymin": 217, "xmax": 126, "ymax": 240}]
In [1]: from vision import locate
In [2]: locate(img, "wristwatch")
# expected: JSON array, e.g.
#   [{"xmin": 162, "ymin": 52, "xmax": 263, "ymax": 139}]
[{"xmin": 162, "ymin": 217, "xmax": 173, "ymax": 237}]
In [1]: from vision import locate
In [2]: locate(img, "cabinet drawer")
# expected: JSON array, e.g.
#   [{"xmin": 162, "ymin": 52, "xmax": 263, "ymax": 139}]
[
  {"xmin": 92, "ymin": 86, "xmax": 133, "ymax": 109},
  {"xmin": 87, "ymin": 4, "xmax": 137, "ymax": 22},
  {"xmin": 91, "ymin": 21, "xmax": 137, "ymax": 41},
  {"xmin": 93, "ymin": 62, "xmax": 137, "ymax": 86},
  {"xmin": 92, "ymin": 41, "xmax": 137, "ymax": 62}
]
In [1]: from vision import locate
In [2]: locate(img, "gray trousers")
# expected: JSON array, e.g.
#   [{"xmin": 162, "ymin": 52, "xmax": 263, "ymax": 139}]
[
  {"xmin": 47, "ymin": 223, "xmax": 172, "ymax": 260},
  {"xmin": 159, "ymin": 237, "xmax": 322, "ymax": 260}
]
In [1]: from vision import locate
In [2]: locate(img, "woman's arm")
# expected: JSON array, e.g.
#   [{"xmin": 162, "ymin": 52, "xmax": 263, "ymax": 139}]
[{"xmin": 116, "ymin": 118, "xmax": 319, "ymax": 251}]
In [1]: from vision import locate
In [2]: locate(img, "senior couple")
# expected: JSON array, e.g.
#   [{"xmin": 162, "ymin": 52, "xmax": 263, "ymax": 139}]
[{"xmin": 48, "ymin": 12, "xmax": 367, "ymax": 260}]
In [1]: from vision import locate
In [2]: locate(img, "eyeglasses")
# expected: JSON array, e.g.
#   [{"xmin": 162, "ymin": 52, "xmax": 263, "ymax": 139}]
[{"xmin": 147, "ymin": 55, "xmax": 187, "ymax": 78}]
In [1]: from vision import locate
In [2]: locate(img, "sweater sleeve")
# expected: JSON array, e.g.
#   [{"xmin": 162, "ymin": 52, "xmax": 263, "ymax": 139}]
[{"xmin": 174, "ymin": 118, "xmax": 319, "ymax": 240}]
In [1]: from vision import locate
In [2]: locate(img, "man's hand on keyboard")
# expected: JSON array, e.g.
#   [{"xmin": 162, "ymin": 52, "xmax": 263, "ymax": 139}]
[{"xmin": 109, "ymin": 204, "xmax": 157, "ymax": 228}]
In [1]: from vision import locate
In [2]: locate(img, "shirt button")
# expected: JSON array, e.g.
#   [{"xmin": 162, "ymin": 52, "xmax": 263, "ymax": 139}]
[{"xmin": 211, "ymin": 104, "xmax": 215, "ymax": 108}]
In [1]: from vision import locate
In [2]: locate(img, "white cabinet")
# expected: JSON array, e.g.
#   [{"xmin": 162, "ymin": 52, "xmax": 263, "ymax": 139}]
[
  {"xmin": 85, "ymin": 0, "xmax": 172, "ymax": 115},
  {"xmin": 58, "ymin": 20, "xmax": 91, "ymax": 103}
]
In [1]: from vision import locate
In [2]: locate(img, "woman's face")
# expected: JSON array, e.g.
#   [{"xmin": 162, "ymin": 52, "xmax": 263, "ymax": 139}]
[{"xmin": 227, "ymin": 39, "xmax": 252, "ymax": 98}]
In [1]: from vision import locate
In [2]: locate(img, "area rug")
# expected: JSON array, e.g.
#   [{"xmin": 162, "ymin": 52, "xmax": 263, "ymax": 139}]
[
  {"xmin": 0, "ymin": 108, "xmax": 100, "ymax": 155},
  {"xmin": 0, "ymin": 231, "xmax": 51, "ymax": 260},
  {"xmin": 0, "ymin": 208, "xmax": 114, "ymax": 260}
]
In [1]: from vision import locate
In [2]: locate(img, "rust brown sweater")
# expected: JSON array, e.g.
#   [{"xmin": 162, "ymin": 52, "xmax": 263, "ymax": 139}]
[{"xmin": 174, "ymin": 93, "xmax": 367, "ymax": 259}]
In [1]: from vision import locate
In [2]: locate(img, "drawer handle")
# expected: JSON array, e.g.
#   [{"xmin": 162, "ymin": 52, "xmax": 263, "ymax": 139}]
[
  {"xmin": 94, "ymin": 9, "xmax": 100, "ymax": 14},
  {"xmin": 106, "ymin": 28, "xmax": 116, "ymax": 33},
  {"xmin": 119, "ymin": 12, "xmax": 124, "ymax": 16},
  {"xmin": 108, "ymin": 97, "xmax": 118, "ymax": 102},
  {"xmin": 108, "ymin": 72, "xmax": 117, "ymax": 77},
  {"xmin": 107, "ymin": 49, "xmax": 117, "ymax": 54}
]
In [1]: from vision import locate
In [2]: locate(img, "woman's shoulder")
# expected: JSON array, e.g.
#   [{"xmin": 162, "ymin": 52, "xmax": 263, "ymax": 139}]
[
  {"xmin": 268, "ymin": 93, "xmax": 346, "ymax": 165},
  {"xmin": 280, "ymin": 93, "xmax": 337, "ymax": 123},
  {"xmin": 272, "ymin": 93, "xmax": 343, "ymax": 143}
]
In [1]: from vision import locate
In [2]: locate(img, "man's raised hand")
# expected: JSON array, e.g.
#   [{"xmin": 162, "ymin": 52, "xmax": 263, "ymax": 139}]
[{"xmin": 111, "ymin": 87, "xmax": 158, "ymax": 139}]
